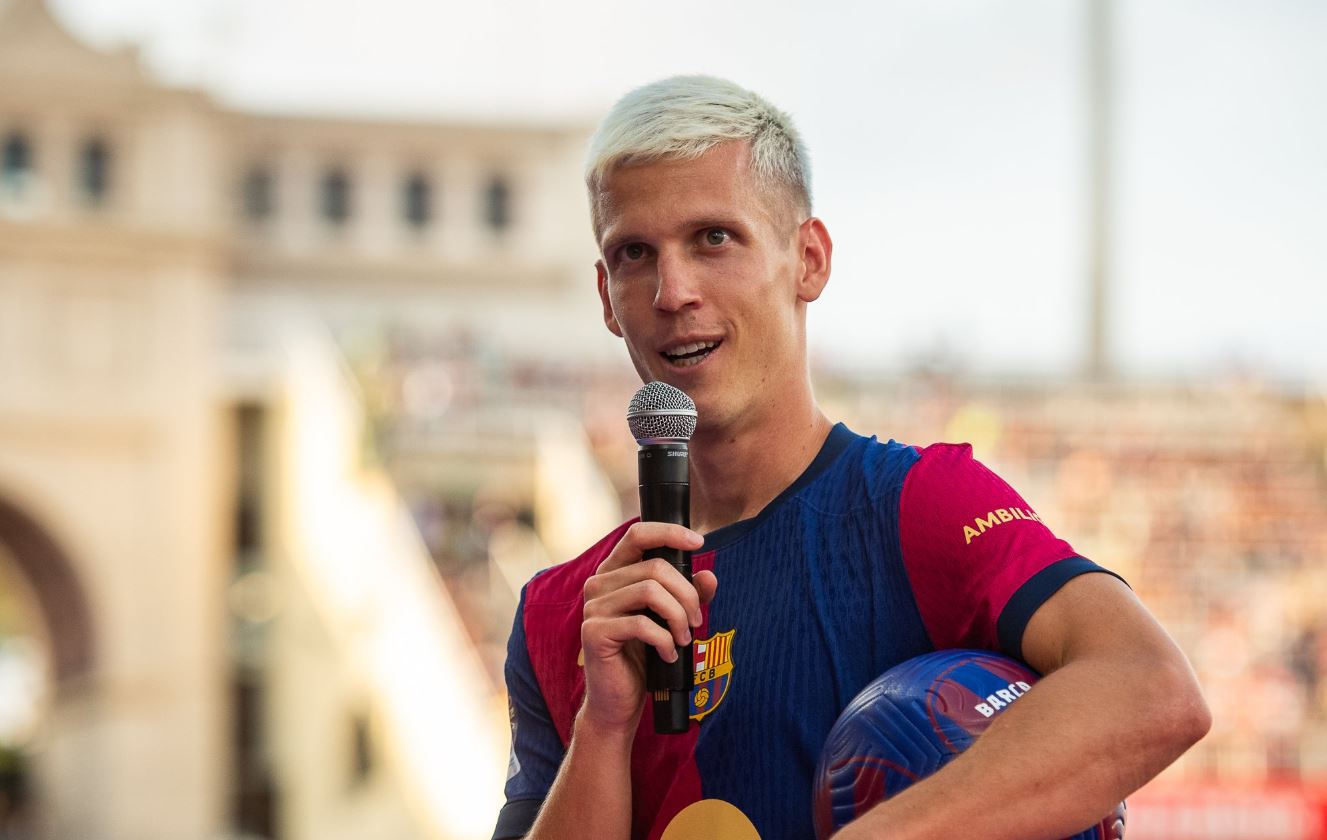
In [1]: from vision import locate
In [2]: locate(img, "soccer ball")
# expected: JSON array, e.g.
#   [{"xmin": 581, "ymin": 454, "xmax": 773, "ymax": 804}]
[{"xmin": 813, "ymin": 649, "xmax": 1125, "ymax": 839}]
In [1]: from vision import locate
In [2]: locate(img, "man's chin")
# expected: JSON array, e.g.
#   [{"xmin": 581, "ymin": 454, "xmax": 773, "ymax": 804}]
[
  {"xmin": 638, "ymin": 369, "xmax": 698, "ymax": 397},
  {"xmin": 631, "ymin": 370, "xmax": 732, "ymax": 433},
  {"xmin": 688, "ymin": 394, "xmax": 740, "ymax": 438}
]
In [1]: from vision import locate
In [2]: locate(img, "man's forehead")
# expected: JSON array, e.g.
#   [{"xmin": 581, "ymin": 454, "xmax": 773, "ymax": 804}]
[{"xmin": 593, "ymin": 141, "xmax": 790, "ymax": 240}]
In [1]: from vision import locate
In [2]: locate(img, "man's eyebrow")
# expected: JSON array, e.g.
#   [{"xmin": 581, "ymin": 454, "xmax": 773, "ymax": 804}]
[
  {"xmin": 600, "ymin": 214, "xmax": 751, "ymax": 252},
  {"xmin": 688, "ymin": 216, "xmax": 745, "ymax": 230},
  {"xmin": 660, "ymin": 214, "xmax": 753, "ymax": 238},
  {"xmin": 598, "ymin": 229, "xmax": 639, "ymax": 254}
]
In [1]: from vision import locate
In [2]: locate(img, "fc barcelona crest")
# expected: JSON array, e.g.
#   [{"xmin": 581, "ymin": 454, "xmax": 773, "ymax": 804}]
[{"xmin": 690, "ymin": 629, "xmax": 735, "ymax": 722}]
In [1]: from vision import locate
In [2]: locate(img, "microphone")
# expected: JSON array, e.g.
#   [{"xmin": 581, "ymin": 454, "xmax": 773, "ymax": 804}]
[{"xmin": 626, "ymin": 381, "xmax": 697, "ymax": 735}]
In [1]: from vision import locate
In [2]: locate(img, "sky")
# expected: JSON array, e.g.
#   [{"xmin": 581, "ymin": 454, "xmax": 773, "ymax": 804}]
[{"xmin": 48, "ymin": 0, "xmax": 1327, "ymax": 385}]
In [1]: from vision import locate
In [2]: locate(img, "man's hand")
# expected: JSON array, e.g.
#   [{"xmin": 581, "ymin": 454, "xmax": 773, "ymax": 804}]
[
  {"xmin": 527, "ymin": 523, "xmax": 717, "ymax": 840},
  {"xmin": 579, "ymin": 522, "xmax": 718, "ymax": 734}
]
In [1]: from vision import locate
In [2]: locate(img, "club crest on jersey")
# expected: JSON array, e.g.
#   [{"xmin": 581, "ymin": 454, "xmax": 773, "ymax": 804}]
[{"xmin": 690, "ymin": 629, "xmax": 735, "ymax": 722}]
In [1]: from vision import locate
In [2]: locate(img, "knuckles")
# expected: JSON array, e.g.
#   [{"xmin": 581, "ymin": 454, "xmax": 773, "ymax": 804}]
[
  {"xmin": 623, "ymin": 521, "xmax": 696, "ymax": 552},
  {"xmin": 583, "ymin": 575, "xmax": 602, "ymax": 602},
  {"xmin": 644, "ymin": 557, "xmax": 674, "ymax": 580}
]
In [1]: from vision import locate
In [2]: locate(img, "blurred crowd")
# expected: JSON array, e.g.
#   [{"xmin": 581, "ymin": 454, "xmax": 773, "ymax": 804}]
[
  {"xmin": 824, "ymin": 372, "xmax": 1327, "ymax": 783},
  {"xmin": 350, "ymin": 325, "xmax": 1327, "ymax": 786}
]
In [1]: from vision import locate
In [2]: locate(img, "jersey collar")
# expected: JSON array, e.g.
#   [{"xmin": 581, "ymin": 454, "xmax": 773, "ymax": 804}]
[{"xmin": 700, "ymin": 421, "xmax": 857, "ymax": 553}]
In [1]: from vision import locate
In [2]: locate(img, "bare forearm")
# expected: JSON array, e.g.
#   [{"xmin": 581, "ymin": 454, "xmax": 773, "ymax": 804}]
[
  {"xmin": 524, "ymin": 524, "xmax": 713, "ymax": 840},
  {"xmin": 526, "ymin": 709, "xmax": 636, "ymax": 840},
  {"xmin": 838, "ymin": 654, "xmax": 1209, "ymax": 840}
]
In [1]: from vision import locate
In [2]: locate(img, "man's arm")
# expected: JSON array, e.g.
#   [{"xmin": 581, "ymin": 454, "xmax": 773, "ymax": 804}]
[
  {"xmin": 522, "ymin": 523, "xmax": 715, "ymax": 840},
  {"xmin": 835, "ymin": 572, "xmax": 1211, "ymax": 840},
  {"xmin": 522, "ymin": 705, "xmax": 636, "ymax": 840}
]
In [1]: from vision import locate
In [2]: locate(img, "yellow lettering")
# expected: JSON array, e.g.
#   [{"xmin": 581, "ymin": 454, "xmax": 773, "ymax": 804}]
[
  {"xmin": 964, "ymin": 526, "xmax": 980, "ymax": 545},
  {"xmin": 975, "ymin": 513, "xmax": 999, "ymax": 533},
  {"xmin": 996, "ymin": 509, "xmax": 1014, "ymax": 523}
]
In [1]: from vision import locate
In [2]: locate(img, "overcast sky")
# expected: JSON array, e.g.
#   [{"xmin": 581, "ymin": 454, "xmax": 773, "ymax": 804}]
[{"xmin": 49, "ymin": 0, "xmax": 1327, "ymax": 385}]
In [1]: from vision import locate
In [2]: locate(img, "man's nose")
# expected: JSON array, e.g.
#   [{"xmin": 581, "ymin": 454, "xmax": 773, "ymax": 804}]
[{"xmin": 653, "ymin": 249, "xmax": 702, "ymax": 312}]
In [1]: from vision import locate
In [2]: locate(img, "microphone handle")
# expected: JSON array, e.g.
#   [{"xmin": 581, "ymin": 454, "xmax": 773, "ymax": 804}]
[{"xmin": 638, "ymin": 445, "xmax": 693, "ymax": 734}]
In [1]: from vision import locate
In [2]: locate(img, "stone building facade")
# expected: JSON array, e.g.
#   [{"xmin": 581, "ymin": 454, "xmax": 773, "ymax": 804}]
[{"xmin": 0, "ymin": 1, "xmax": 620, "ymax": 837}]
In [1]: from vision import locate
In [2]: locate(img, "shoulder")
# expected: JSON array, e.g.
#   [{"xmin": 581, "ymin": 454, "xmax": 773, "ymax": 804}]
[
  {"xmin": 522, "ymin": 518, "xmax": 638, "ymax": 607},
  {"xmin": 798, "ymin": 424, "xmax": 921, "ymax": 510},
  {"xmin": 898, "ymin": 441, "xmax": 1040, "ymax": 535},
  {"xmin": 909, "ymin": 440, "xmax": 980, "ymax": 472},
  {"xmin": 900, "ymin": 441, "xmax": 1000, "ymax": 503},
  {"xmin": 800, "ymin": 431, "xmax": 999, "ymax": 514}
]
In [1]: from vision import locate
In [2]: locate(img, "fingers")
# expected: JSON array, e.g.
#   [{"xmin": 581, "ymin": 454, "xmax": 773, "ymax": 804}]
[
  {"xmin": 585, "ymin": 575, "xmax": 694, "ymax": 648},
  {"xmin": 583, "ymin": 613, "xmax": 680, "ymax": 663},
  {"xmin": 587, "ymin": 557, "xmax": 705, "ymax": 627},
  {"xmin": 596, "ymin": 522, "xmax": 703, "ymax": 575},
  {"xmin": 580, "ymin": 521, "xmax": 715, "ymax": 670}
]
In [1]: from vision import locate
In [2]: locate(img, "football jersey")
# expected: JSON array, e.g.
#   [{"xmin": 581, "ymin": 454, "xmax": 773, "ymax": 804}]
[{"xmin": 494, "ymin": 423, "xmax": 1121, "ymax": 840}]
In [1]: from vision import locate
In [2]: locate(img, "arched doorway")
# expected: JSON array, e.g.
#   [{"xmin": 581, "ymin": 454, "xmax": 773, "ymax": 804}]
[
  {"xmin": 0, "ymin": 496, "xmax": 96, "ymax": 839},
  {"xmin": 0, "ymin": 499, "xmax": 94, "ymax": 686}
]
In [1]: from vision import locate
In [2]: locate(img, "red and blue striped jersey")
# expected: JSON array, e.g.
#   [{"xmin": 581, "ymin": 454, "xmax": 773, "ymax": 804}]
[{"xmin": 494, "ymin": 423, "xmax": 1119, "ymax": 840}]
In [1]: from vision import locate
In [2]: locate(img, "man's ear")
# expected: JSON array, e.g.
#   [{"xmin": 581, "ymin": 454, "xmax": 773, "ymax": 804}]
[
  {"xmin": 596, "ymin": 261, "xmax": 624, "ymax": 337},
  {"xmin": 795, "ymin": 217, "xmax": 833, "ymax": 303}
]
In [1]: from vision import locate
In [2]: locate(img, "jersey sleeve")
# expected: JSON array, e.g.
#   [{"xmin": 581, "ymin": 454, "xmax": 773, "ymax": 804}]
[
  {"xmin": 492, "ymin": 583, "xmax": 564, "ymax": 840},
  {"xmin": 898, "ymin": 443, "xmax": 1125, "ymax": 658}
]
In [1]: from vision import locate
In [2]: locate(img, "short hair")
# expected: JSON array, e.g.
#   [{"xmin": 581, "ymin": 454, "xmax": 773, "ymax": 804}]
[{"xmin": 585, "ymin": 75, "xmax": 812, "ymax": 234}]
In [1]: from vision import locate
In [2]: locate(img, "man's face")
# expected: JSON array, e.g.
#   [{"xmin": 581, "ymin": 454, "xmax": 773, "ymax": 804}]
[{"xmin": 594, "ymin": 141, "xmax": 829, "ymax": 435}]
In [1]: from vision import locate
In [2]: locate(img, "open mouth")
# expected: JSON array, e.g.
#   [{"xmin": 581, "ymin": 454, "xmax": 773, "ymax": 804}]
[{"xmin": 662, "ymin": 339, "xmax": 721, "ymax": 368}]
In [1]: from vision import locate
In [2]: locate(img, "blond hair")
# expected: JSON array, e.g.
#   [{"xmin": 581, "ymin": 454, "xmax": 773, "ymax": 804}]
[{"xmin": 585, "ymin": 75, "xmax": 812, "ymax": 233}]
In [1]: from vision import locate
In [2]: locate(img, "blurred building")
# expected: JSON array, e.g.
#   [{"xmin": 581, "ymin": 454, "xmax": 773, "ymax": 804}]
[
  {"xmin": 0, "ymin": 0, "xmax": 621, "ymax": 838},
  {"xmin": 6, "ymin": 0, "xmax": 1327, "ymax": 838}
]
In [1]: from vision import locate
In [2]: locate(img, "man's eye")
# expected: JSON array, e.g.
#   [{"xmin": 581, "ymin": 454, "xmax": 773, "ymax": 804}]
[
  {"xmin": 704, "ymin": 228, "xmax": 730, "ymax": 246},
  {"xmin": 622, "ymin": 243, "xmax": 647, "ymax": 261}
]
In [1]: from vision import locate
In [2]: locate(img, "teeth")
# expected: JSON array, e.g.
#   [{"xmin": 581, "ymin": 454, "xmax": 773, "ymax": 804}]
[
  {"xmin": 666, "ymin": 340, "xmax": 717, "ymax": 357},
  {"xmin": 662, "ymin": 339, "xmax": 719, "ymax": 367}
]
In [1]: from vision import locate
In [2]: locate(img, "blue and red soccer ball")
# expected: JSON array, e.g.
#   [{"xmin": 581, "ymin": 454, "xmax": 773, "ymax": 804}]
[{"xmin": 814, "ymin": 649, "xmax": 1126, "ymax": 839}]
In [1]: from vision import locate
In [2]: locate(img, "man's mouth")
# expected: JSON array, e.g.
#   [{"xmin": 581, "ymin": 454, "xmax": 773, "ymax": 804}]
[{"xmin": 661, "ymin": 339, "xmax": 721, "ymax": 368}]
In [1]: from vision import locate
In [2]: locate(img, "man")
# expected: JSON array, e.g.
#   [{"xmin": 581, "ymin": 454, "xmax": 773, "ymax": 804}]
[{"xmin": 493, "ymin": 76, "xmax": 1209, "ymax": 840}]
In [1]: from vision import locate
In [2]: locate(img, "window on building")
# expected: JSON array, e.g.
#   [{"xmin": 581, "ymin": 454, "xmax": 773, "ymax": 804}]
[
  {"xmin": 228, "ymin": 403, "xmax": 277, "ymax": 836},
  {"xmin": 2, "ymin": 132, "xmax": 33, "ymax": 196},
  {"xmin": 234, "ymin": 404, "xmax": 266, "ymax": 559},
  {"xmin": 320, "ymin": 167, "xmax": 351, "ymax": 226},
  {"xmin": 242, "ymin": 166, "xmax": 274, "ymax": 223},
  {"xmin": 484, "ymin": 175, "xmax": 511, "ymax": 233},
  {"xmin": 231, "ymin": 677, "xmax": 276, "ymax": 835},
  {"xmin": 78, "ymin": 138, "xmax": 111, "ymax": 206},
  {"xmin": 348, "ymin": 710, "xmax": 375, "ymax": 787},
  {"xmin": 402, "ymin": 172, "xmax": 432, "ymax": 230}
]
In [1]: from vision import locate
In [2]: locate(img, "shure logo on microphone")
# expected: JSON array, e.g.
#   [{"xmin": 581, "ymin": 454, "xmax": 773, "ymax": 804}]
[{"xmin": 667, "ymin": 451, "xmax": 686, "ymax": 457}]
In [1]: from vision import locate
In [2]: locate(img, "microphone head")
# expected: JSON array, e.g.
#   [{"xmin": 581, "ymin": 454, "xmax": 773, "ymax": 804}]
[{"xmin": 627, "ymin": 382, "xmax": 697, "ymax": 444}]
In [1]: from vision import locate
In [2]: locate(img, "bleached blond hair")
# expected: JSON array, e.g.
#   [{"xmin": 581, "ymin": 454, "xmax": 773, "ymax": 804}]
[{"xmin": 585, "ymin": 75, "xmax": 812, "ymax": 235}]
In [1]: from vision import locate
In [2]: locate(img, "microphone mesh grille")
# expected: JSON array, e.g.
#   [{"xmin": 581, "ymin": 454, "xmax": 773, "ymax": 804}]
[{"xmin": 627, "ymin": 382, "xmax": 697, "ymax": 442}]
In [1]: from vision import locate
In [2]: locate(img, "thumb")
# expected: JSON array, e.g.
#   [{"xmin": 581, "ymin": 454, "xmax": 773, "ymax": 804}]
[{"xmin": 694, "ymin": 570, "xmax": 719, "ymax": 608}]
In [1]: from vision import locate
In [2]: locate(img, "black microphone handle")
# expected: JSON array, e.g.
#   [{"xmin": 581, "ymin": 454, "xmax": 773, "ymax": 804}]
[{"xmin": 638, "ymin": 445, "xmax": 693, "ymax": 734}]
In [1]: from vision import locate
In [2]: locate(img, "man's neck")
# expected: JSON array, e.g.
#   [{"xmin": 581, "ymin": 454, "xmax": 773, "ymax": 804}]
[{"xmin": 687, "ymin": 402, "xmax": 835, "ymax": 536}]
